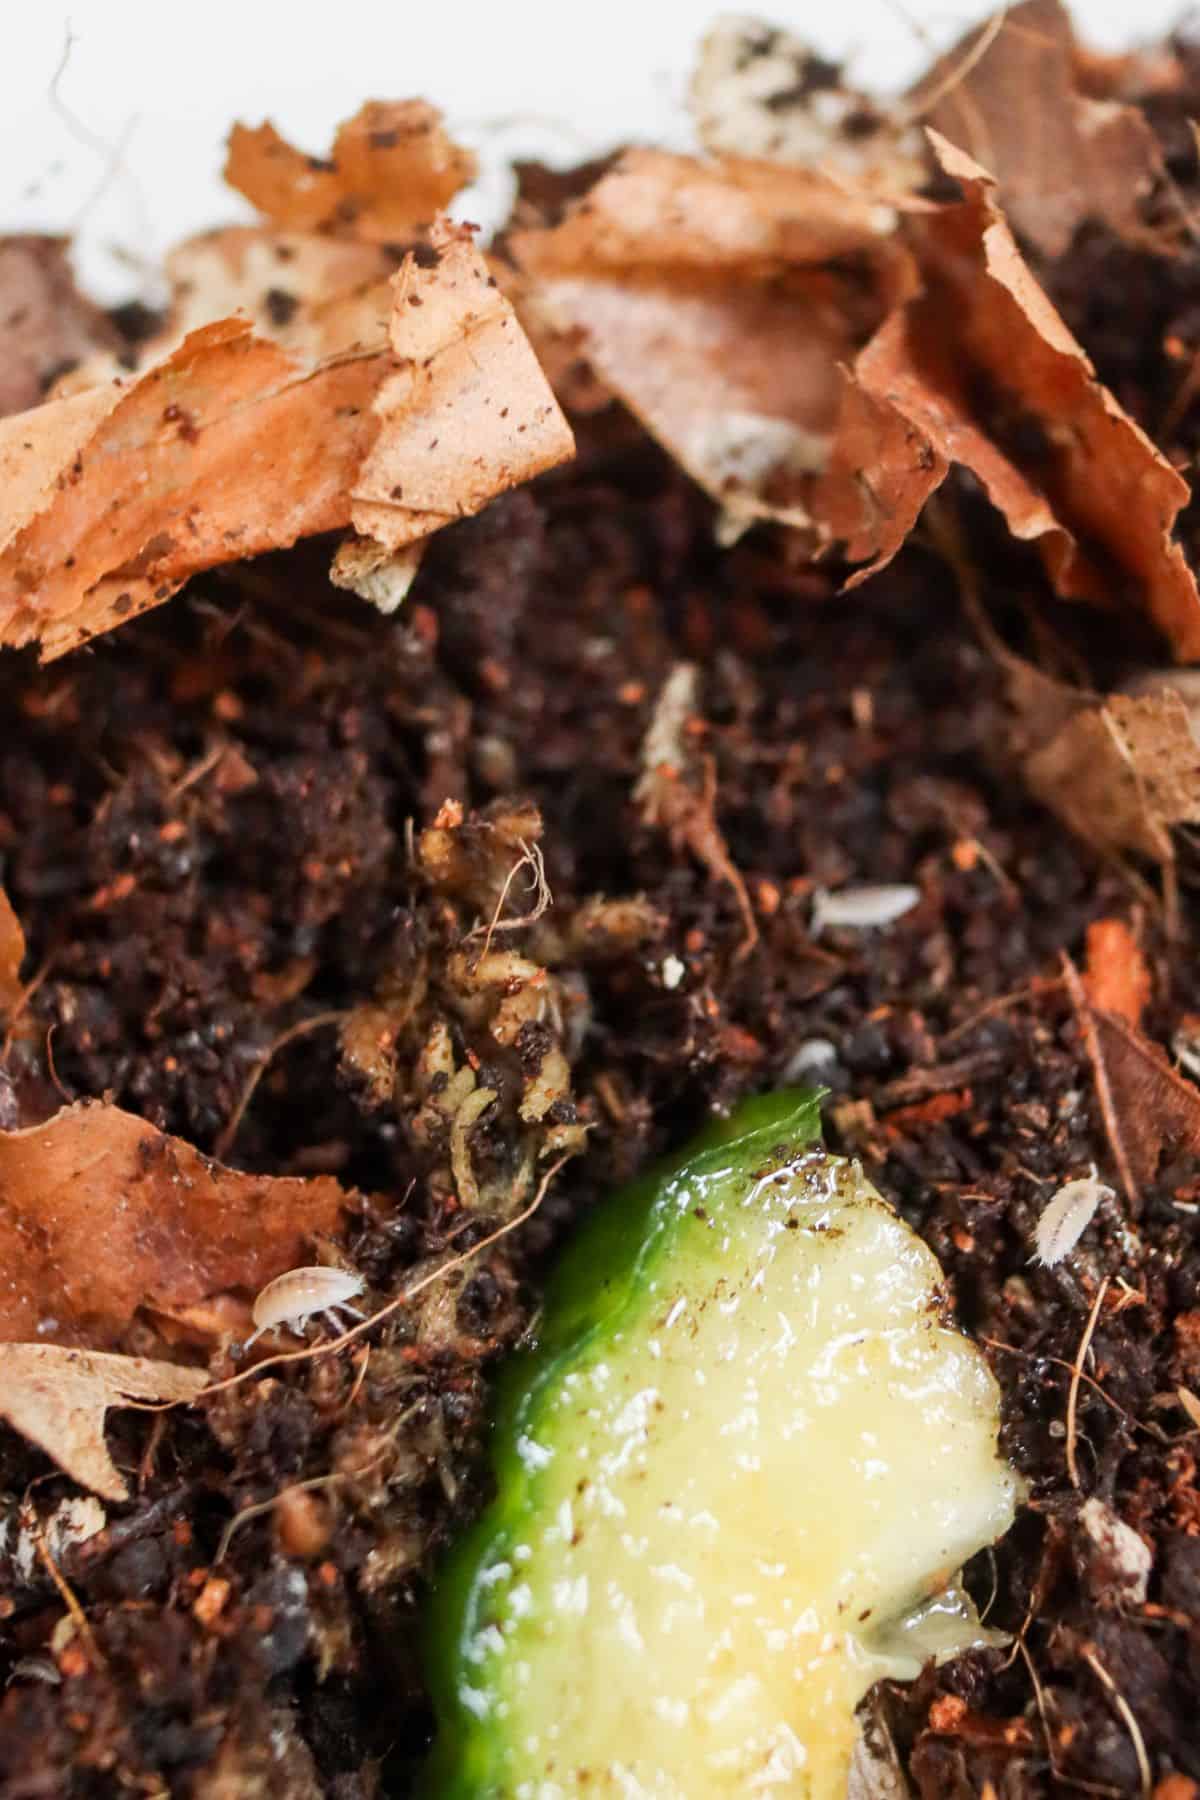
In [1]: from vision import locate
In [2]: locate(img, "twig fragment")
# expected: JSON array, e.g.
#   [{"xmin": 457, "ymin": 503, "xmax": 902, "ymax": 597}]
[
  {"xmin": 1066, "ymin": 1276, "xmax": 1110, "ymax": 1489},
  {"xmin": 30, "ymin": 1506, "xmax": 106, "ymax": 1670},
  {"xmin": 1061, "ymin": 953, "xmax": 1139, "ymax": 1213}
]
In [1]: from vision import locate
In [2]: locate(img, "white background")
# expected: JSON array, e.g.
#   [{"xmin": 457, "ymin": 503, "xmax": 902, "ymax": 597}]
[{"xmin": 0, "ymin": 0, "xmax": 1191, "ymax": 301}]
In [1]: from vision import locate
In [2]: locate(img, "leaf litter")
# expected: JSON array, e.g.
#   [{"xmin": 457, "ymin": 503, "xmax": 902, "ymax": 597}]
[
  {"xmin": 0, "ymin": 1346, "xmax": 206, "ymax": 1501},
  {"xmin": 0, "ymin": 108, "xmax": 570, "ymax": 657},
  {"xmin": 907, "ymin": 0, "xmax": 1168, "ymax": 258},
  {"xmin": 224, "ymin": 100, "xmax": 477, "ymax": 242}
]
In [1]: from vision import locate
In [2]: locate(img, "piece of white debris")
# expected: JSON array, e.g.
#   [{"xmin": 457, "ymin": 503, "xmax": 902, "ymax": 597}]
[
  {"xmin": 329, "ymin": 537, "xmax": 424, "ymax": 615},
  {"xmin": 1033, "ymin": 1168, "xmax": 1112, "ymax": 1267},
  {"xmin": 13, "ymin": 1496, "xmax": 106, "ymax": 1585},
  {"xmin": 636, "ymin": 663, "xmax": 698, "ymax": 809},
  {"xmin": 811, "ymin": 884, "xmax": 920, "ymax": 936},
  {"xmin": 661, "ymin": 954, "xmax": 686, "ymax": 991},
  {"xmin": 781, "ymin": 1038, "xmax": 839, "ymax": 1084},
  {"xmin": 246, "ymin": 1266, "xmax": 365, "ymax": 1349},
  {"xmin": 1172, "ymin": 1018, "xmax": 1200, "ymax": 1082},
  {"xmin": 1078, "ymin": 1497, "xmax": 1153, "ymax": 1605}
]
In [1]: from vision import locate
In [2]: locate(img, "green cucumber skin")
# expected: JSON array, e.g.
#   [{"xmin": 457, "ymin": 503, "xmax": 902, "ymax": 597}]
[{"xmin": 421, "ymin": 1089, "xmax": 825, "ymax": 1798}]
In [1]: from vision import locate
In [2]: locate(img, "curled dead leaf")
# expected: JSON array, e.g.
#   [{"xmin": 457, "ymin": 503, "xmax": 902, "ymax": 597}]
[
  {"xmin": 1088, "ymin": 1006, "xmax": 1200, "ymax": 1188},
  {"xmin": 0, "ymin": 1100, "xmax": 348, "ymax": 1344},
  {"xmin": 0, "ymin": 1345, "xmax": 206, "ymax": 1501},
  {"xmin": 813, "ymin": 369, "xmax": 948, "ymax": 582},
  {"xmin": 821, "ymin": 136, "xmax": 1200, "ymax": 656},
  {"xmin": 0, "ymin": 317, "xmax": 386, "ymax": 658},
  {"xmin": 225, "ymin": 100, "xmax": 476, "ymax": 241},
  {"xmin": 908, "ymin": 0, "xmax": 1166, "ymax": 258},
  {"xmin": 515, "ymin": 148, "xmax": 910, "ymax": 539},
  {"xmin": 0, "ymin": 228, "xmax": 570, "ymax": 657},
  {"xmin": 0, "ymin": 237, "xmax": 120, "ymax": 419}
]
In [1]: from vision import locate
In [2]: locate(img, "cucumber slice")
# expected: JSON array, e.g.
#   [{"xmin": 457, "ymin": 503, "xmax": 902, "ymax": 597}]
[{"xmin": 425, "ymin": 1091, "xmax": 1019, "ymax": 1798}]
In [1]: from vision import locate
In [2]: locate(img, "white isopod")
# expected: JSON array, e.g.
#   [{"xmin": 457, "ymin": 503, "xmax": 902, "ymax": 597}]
[
  {"xmin": 1032, "ymin": 1167, "xmax": 1113, "ymax": 1268},
  {"xmin": 811, "ymin": 884, "xmax": 921, "ymax": 936},
  {"xmin": 245, "ymin": 1266, "xmax": 366, "ymax": 1349}
]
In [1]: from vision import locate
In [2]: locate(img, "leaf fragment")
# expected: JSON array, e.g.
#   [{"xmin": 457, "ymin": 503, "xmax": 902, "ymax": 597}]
[
  {"xmin": 349, "ymin": 221, "xmax": 575, "ymax": 553},
  {"xmin": 225, "ymin": 100, "xmax": 476, "ymax": 241},
  {"xmin": 0, "ymin": 1100, "xmax": 348, "ymax": 1344},
  {"xmin": 515, "ymin": 148, "xmax": 908, "ymax": 538},
  {"xmin": 1083, "ymin": 919, "xmax": 1151, "ymax": 1027},
  {"xmin": 0, "ymin": 237, "xmax": 120, "ymax": 419},
  {"xmin": 53, "ymin": 226, "xmax": 396, "ymax": 396},
  {"xmin": 0, "ymin": 1344, "xmax": 206, "ymax": 1501},
  {"xmin": 691, "ymin": 15, "xmax": 924, "ymax": 190},
  {"xmin": 0, "ymin": 228, "xmax": 571, "ymax": 657},
  {"xmin": 823, "ymin": 136, "xmax": 1200, "ymax": 655},
  {"xmin": 1087, "ymin": 1008, "xmax": 1200, "ymax": 1189},
  {"xmin": 1020, "ymin": 689, "xmax": 1200, "ymax": 866},
  {"xmin": 0, "ymin": 317, "xmax": 387, "ymax": 658},
  {"xmin": 908, "ymin": 0, "xmax": 1166, "ymax": 258}
]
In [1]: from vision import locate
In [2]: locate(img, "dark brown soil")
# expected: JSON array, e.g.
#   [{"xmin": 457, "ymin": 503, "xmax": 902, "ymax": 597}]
[{"xmin": 4, "ymin": 114, "xmax": 1200, "ymax": 1800}]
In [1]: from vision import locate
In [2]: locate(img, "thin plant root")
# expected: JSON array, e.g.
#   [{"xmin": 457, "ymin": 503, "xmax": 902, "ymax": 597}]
[
  {"xmin": 214, "ymin": 1011, "xmax": 347, "ymax": 1161},
  {"xmin": 1066, "ymin": 1276, "xmax": 1110, "ymax": 1490}
]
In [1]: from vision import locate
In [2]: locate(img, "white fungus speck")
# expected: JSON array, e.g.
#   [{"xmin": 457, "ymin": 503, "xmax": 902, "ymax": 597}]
[
  {"xmin": 811, "ymin": 884, "xmax": 920, "ymax": 936},
  {"xmin": 1033, "ymin": 1168, "xmax": 1112, "ymax": 1268}
]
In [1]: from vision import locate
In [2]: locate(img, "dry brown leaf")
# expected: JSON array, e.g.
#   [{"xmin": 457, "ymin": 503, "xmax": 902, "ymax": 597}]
[
  {"xmin": 0, "ymin": 227, "xmax": 571, "ymax": 657},
  {"xmin": 1083, "ymin": 919, "xmax": 1151, "ymax": 1027},
  {"xmin": 1071, "ymin": 39, "xmax": 1187, "ymax": 105},
  {"xmin": 690, "ymin": 15, "xmax": 925, "ymax": 191},
  {"xmin": 348, "ymin": 220, "xmax": 575, "ymax": 552},
  {"xmin": 812, "ymin": 365, "xmax": 948, "ymax": 582},
  {"xmin": 0, "ymin": 884, "xmax": 25, "ymax": 1017},
  {"xmin": 0, "ymin": 238, "xmax": 120, "ymax": 419},
  {"xmin": 0, "ymin": 1100, "xmax": 347, "ymax": 1344},
  {"xmin": 225, "ymin": 101, "xmax": 475, "ymax": 241},
  {"xmin": 1089, "ymin": 1007, "xmax": 1200, "ymax": 1187},
  {"xmin": 0, "ymin": 1345, "xmax": 206, "ymax": 1500},
  {"xmin": 0, "ymin": 318, "xmax": 386, "ymax": 658},
  {"xmin": 822, "ymin": 136, "xmax": 1200, "ymax": 656},
  {"xmin": 909, "ymin": 0, "xmax": 1166, "ymax": 258},
  {"xmin": 515, "ymin": 148, "xmax": 909, "ymax": 537},
  {"xmin": 1021, "ymin": 689, "xmax": 1200, "ymax": 866},
  {"xmin": 54, "ymin": 227, "xmax": 396, "ymax": 396}
]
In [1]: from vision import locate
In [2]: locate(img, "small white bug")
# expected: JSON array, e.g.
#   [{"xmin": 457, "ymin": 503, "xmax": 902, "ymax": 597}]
[
  {"xmin": 245, "ymin": 1267, "xmax": 366, "ymax": 1349},
  {"xmin": 781, "ymin": 1037, "xmax": 839, "ymax": 1083},
  {"xmin": 811, "ymin": 884, "xmax": 921, "ymax": 936},
  {"xmin": 1032, "ymin": 1167, "xmax": 1113, "ymax": 1268}
]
